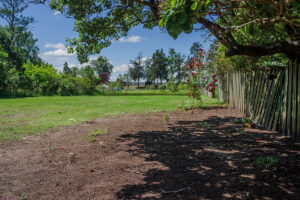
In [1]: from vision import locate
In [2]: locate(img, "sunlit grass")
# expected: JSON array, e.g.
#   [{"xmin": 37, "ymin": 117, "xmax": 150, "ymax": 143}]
[{"xmin": 0, "ymin": 92, "xmax": 223, "ymax": 142}]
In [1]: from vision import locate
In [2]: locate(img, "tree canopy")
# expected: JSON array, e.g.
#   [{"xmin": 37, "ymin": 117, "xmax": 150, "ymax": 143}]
[
  {"xmin": 90, "ymin": 56, "xmax": 114, "ymax": 78},
  {"xmin": 39, "ymin": 0, "xmax": 300, "ymax": 62},
  {"xmin": 151, "ymin": 49, "xmax": 168, "ymax": 84},
  {"xmin": 129, "ymin": 53, "xmax": 145, "ymax": 87},
  {"xmin": 167, "ymin": 48, "xmax": 185, "ymax": 83},
  {"xmin": 0, "ymin": 0, "xmax": 41, "ymax": 70}
]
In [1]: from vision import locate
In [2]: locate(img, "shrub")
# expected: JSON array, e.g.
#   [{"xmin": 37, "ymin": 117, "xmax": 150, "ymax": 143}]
[
  {"xmin": 108, "ymin": 81, "xmax": 121, "ymax": 90},
  {"xmin": 185, "ymin": 48, "xmax": 217, "ymax": 99},
  {"xmin": 58, "ymin": 75, "xmax": 79, "ymax": 96},
  {"xmin": 166, "ymin": 81, "xmax": 178, "ymax": 92},
  {"xmin": 78, "ymin": 77, "xmax": 98, "ymax": 95},
  {"xmin": 146, "ymin": 84, "xmax": 156, "ymax": 90},
  {"xmin": 3, "ymin": 68, "xmax": 20, "ymax": 96},
  {"xmin": 177, "ymin": 82, "xmax": 188, "ymax": 90},
  {"xmin": 158, "ymin": 84, "xmax": 166, "ymax": 90},
  {"xmin": 23, "ymin": 62, "xmax": 60, "ymax": 95},
  {"xmin": 149, "ymin": 85, "xmax": 156, "ymax": 90}
]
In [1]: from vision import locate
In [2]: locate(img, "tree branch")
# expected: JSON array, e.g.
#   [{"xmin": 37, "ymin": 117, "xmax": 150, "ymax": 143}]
[{"xmin": 226, "ymin": 40, "xmax": 300, "ymax": 58}]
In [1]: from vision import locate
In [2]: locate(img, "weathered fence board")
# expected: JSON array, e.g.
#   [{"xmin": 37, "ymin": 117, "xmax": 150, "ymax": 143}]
[
  {"xmin": 297, "ymin": 57, "xmax": 300, "ymax": 140},
  {"xmin": 287, "ymin": 64, "xmax": 292, "ymax": 137},
  {"xmin": 218, "ymin": 60, "xmax": 300, "ymax": 141},
  {"xmin": 281, "ymin": 68, "xmax": 288, "ymax": 135}
]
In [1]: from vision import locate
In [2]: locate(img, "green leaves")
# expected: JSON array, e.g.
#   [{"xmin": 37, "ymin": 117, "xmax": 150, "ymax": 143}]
[
  {"xmin": 274, "ymin": 23, "xmax": 286, "ymax": 34},
  {"xmin": 183, "ymin": 22, "xmax": 193, "ymax": 34},
  {"xmin": 160, "ymin": 0, "xmax": 203, "ymax": 39},
  {"xmin": 191, "ymin": 2, "xmax": 198, "ymax": 10},
  {"xmin": 178, "ymin": 12, "xmax": 187, "ymax": 24}
]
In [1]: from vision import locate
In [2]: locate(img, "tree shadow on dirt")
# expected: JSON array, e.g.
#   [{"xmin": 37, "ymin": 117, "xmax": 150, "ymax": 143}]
[{"xmin": 117, "ymin": 116, "xmax": 300, "ymax": 199}]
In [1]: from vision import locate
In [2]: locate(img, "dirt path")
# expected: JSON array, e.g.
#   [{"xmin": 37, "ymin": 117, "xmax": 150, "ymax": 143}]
[{"xmin": 0, "ymin": 108, "xmax": 299, "ymax": 200}]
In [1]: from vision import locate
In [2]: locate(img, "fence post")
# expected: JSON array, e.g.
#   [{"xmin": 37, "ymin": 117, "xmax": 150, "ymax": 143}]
[
  {"xmin": 297, "ymin": 57, "xmax": 300, "ymax": 142},
  {"xmin": 279, "ymin": 70, "xmax": 284, "ymax": 133}
]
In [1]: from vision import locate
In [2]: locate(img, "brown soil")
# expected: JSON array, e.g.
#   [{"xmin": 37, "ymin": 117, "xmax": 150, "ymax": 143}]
[{"xmin": 0, "ymin": 108, "xmax": 299, "ymax": 200}]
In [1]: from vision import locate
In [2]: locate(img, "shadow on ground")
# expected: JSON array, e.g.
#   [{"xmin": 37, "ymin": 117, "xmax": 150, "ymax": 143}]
[{"xmin": 117, "ymin": 116, "xmax": 300, "ymax": 199}]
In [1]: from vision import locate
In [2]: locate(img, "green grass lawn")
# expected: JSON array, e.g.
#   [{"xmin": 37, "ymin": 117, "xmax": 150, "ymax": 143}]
[{"xmin": 0, "ymin": 92, "xmax": 223, "ymax": 142}]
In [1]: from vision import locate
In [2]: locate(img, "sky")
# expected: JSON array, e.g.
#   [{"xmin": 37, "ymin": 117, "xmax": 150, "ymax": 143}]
[{"xmin": 20, "ymin": 3, "xmax": 211, "ymax": 81}]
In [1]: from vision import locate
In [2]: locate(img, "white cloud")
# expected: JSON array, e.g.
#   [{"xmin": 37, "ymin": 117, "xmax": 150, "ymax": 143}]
[
  {"xmin": 43, "ymin": 43, "xmax": 74, "ymax": 57},
  {"xmin": 118, "ymin": 36, "xmax": 143, "ymax": 43},
  {"xmin": 44, "ymin": 43, "xmax": 65, "ymax": 49},
  {"xmin": 110, "ymin": 64, "xmax": 129, "ymax": 81},
  {"xmin": 54, "ymin": 11, "xmax": 61, "ymax": 16},
  {"xmin": 41, "ymin": 43, "xmax": 77, "ymax": 71},
  {"xmin": 140, "ymin": 57, "xmax": 150, "ymax": 64},
  {"xmin": 44, "ymin": 49, "xmax": 71, "ymax": 56},
  {"xmin": 113, "ymin": 64, "xmax": 129, "ymax": 74}
]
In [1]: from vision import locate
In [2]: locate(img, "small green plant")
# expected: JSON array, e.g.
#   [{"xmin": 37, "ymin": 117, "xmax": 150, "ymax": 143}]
[
  {"xmin": 163, "ymin": 113, "xmax": 169, "ymax": 121},
  {"xmin": 90, "ymin": 137, "xmax": 97, "ymax": 142},
  {"xmin": 81, "ymin": 135, "xmax": 87, "ymax": 141},
  {"xmin": 255, "ymin": 156, "xmax": 280, "ymax": 169},
  {"xmin": 238, "ymin": 129, "xmax": 245, "ymax": 134},
  {"xmin": 233, "ymin": 118, "xmax": 252, "ymax": 124},
  {"xmin": 89, "ymin": 129, "xmax": 109, "ymax": 136},
  {"xmin": 203, "ymin": 122, "xmax": 211, "ymax": 128},
  {"xmin": 179, "ymin": 100, "xmax": 199, "ymax": 110},
  {"xmin": 99, "ymin": 141, "xmax": 104, "ymax": 145},
  {"xmin": 20, "ymin": 193, "xmax": 27, "ymax": 200},
  {"xmin": 198, "ymin": 121, "xmax": 211, "ymax": 128}
]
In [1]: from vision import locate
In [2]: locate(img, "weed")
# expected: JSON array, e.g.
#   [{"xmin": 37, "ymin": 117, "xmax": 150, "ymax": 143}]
[
  {"xmin": 238, "ymin": 129, "xmax": 245, "ymax": 134},
  {"xmin": 99, "ymin": 141, "xmax": 104, "ymax": 145},
  {"xmin": 163, "ymin": 113, "xmax": 169, "ymax": 121},
  {"xmin": 255, "ymin": 156, "xmax": 280, "ymax": 169},
  {"xmin": 20, "ymin": 193, "xmax": 27, "ymax": 200},
  {"xmin": 233, "ymin": 118, "xmax": 252, "ymax": 124},
  {"xmin": 89, "ymin": 129, "xmax": 109, "ymax": 136},
  {"xmin": 178, "ymin": 98, "xmax": 224, "ymax": 110},
  {"xmin": 81, "ymin": 135, "xmax": 87, "ymax": 141},
  {"xmin": 90, "ymin": 137, "xmax": 97, "ymax": 142},
  {"xmin": 198, "ymin": 121, "xmax": 211, "ymax": 128}
]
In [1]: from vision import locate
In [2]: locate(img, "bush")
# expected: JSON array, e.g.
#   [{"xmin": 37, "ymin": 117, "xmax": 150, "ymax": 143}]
[
  {"xmin": 58, "ymin": 75, "xmax": 79, "ymax": 96},
  {"xmin": 177, "ymin": 82, "xmax": 188, "ymax": 90},
  {"xmin": 3, "ymin": 68, "xmax": 20, "ymax": 96},
  {"xmin": 148, "ymin": 85, "xmax": 156, "ymax": 90},
  {"xmin": 146, "ymin": 84, "xmax": 156, "ymax": 90},
  {"xmin": 166, "ymin": 81, "xmax": 178, "ymax": 92},
  {"xmin": 158, "ymin": 84, "xmax": 166, "ymax": 90},
  {"xmin": 23, "ymin": 62, "xmax": 60, "ymax": 95},
  {"xmin": 58, "ymin": 74, "xmax": 99, "ymax": 96},
  {"xmin": 78, "ymin": 77, "xmax": 98, "ymax": 95},
  {"xmin": 108, "ymin": 82, "xmax": 120, "ymax": 90}
]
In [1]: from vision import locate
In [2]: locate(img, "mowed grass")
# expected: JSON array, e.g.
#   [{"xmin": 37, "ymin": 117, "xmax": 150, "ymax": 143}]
[{"xmin": 0, "ymin": 93, "xmax": 223, "ymax": 142}]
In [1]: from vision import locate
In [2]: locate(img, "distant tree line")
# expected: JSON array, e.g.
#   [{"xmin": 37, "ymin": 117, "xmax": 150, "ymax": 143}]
[
  {"xmin": 0, "ymin": 0, "xmax": 114, "ymax": 97},
  {"xmin": 116, "ymin": 42, "xmax": 203, "ymax": 89}
]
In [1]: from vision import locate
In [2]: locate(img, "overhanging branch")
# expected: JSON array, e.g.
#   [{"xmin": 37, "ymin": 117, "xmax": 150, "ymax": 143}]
[
  {"xmin": 226, "ymin": 40, "xmax": 300, "ymax": 58},
  {"xmin": 197, "ymin": 17, "xmax": 300, "ymax": 58}
]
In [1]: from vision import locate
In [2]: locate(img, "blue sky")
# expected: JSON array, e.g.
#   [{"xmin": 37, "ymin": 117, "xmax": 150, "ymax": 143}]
[{"xmin": 21, "ymin": 3, "xmax": 211, "ymax": 80}]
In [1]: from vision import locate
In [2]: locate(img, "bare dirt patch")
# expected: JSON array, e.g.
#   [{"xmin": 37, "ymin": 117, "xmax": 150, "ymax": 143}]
[{"xmin": 0, "ymin": 108, "xmax": 299, "ymax": 200}]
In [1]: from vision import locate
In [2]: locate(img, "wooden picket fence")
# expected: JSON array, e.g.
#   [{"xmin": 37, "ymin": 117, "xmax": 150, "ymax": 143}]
[{"xmin": 218, "ymin": 58, "xmax": 300, "ymax": 142}]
